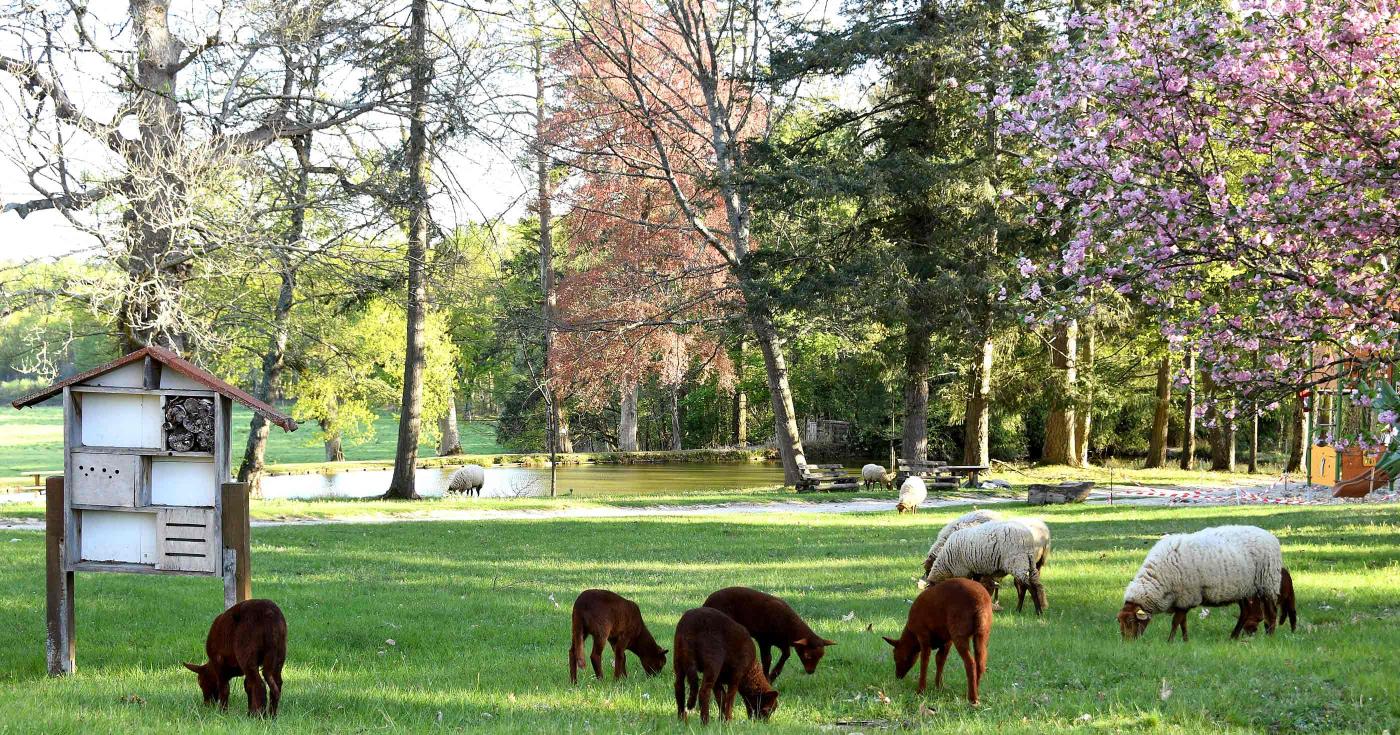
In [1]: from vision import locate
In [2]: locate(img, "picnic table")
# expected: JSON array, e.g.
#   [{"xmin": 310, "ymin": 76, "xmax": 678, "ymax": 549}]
[{"xmin": 896, "ymin": 459, "xmax": 989, "ymax": 489}]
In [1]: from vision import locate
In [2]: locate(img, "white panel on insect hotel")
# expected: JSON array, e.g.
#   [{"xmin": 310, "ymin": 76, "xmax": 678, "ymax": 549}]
[
  {"xmin": 80, "ymin": 511, "xmax": 158, "ymax": 564},
  {"xmin": 85, "ymin": 362, "xmax": 145, "ymax": 388},
  {"xmin": 80, "ymin": 393, "xmax": 162, "ymax": 448},
  {"xmin": 70, "ymin": 452, "xmax": 139, "ymax": 507},
  {"xmin": 159, "ymin": 371, "xmax": 206, "ymax": 390},
  {"xmin": 150, "ymin": 459, "xmax": 217, "ymax": 506}
]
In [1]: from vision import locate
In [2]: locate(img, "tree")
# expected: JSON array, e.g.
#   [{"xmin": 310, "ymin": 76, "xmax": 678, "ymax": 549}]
[
  {"xmin": 1145, "ymin": 354, "xmax": 1171, "ymax": 468},
  {"xmin": 0, "ymin": 0, "xmax": 381, "ymax": 349},
  {"xmin": 552, "ymin": 0, "xmax": 809, "ymax": 483},
  {"xmin": 1012, "ymin": 0, "xmax": 1400, "ymax": 431}
]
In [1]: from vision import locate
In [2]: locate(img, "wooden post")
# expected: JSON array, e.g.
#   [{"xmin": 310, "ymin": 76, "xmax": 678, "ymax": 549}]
[
  {"xmin": 45, "ymin": 476, "xmax": 74, "ymax": 676},
  {"xmin": 221, "ymin": 482, "xmax": 252, "ymax": 607}
]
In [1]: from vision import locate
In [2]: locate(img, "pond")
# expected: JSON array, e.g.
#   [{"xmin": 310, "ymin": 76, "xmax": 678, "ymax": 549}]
[{"xmin": 258, "ymin": 462, "xmax": 796, "ymax": 499}]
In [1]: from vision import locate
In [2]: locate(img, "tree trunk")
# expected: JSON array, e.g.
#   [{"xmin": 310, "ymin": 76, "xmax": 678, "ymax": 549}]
[
  {"xmin": 751, "ymin": 314, "xmax": 807, "ymax": 483},
  {"xmin": 1204, "ymin": 371, "xmax": 1235, "ymax": 472},
  {"xmin": 1248, "ymin": 405, "xmax": 1260, "ymax": 474},
  {"xmin": 1180, "ymin": 348, "xmax": 1197, "ymax": 470},
  {"xmin": 320, "ymin": 414, "xmax": 344, "ymax": 463},
  {"xmin": 235, "ymin": 135, "xmax": 310, "ymax": 496},
  {"xmin": 438, "ymin": 393, "xmax": 462, "ymax": 455},
  {"xmin": 1043, "ymin": 320, "xmax": 1078, "ymax": 465},
  {"xmin": 902, "ymin": 319, "xmax": 932, "ymax": 463},
  {"xmin": 1146, "ymin": 355, "xmax": 1171, "ymax": 468},
  {"xmin": 384, "ymin": 0, "xmax": 433, "ymax": 500},
  {"xmin": 556, "ymin": 406, "xmax": 574, "ymax": 454},
  {"xmin": 732, "ymin": 339, "xmax": 747, "ymax": 446},
  {"xmin": 1075, "ymin": 324, "xmax": 1094, "ymax": 465},
  {"xmin": 1285, "ymin": 396, "xmax": 1306, "ymax": 472},
  {"xmin": 962, "ymin": 333, "xmax": 993, "ymax": 466},
  {"xmin": 618, "ymin": 383, "xmax": 639, "ymax": 451},
  {"xmin": 669, "ymin": 385, "xmax": 683, "ymax": 451}
]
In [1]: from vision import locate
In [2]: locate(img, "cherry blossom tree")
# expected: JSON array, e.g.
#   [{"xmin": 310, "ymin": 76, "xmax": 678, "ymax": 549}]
[{"xmin": 1009, "ymin": 0, "xmax": 1400, "ymax": 450}]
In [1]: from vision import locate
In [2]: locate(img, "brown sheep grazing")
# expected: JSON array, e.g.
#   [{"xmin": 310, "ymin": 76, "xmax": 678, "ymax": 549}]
[
  {"xmin": 569, "ymin": 589, "xmax": 667, "ymax": 684},
  {"xmin": 1237, "ymin": 568, "xmax": 1298, "ymax": 636},
  {"xmin": 673, "ymin": 607, "xmax": 780, "ymax": 724},
  {"xmin": 702, "ymin": 586, "xmax": 835, "ymax": 682},
  {"xmin": 183, "ymin": 599, "xmax": 287, "ymax": 717},
  {"xmin": 884, "ymin": 578, "xmax": 993, "ymax": 704}
]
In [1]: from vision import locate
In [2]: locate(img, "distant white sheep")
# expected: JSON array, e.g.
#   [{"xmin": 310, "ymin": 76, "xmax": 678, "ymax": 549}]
[
  {"xmin": 924, "ymin": 518, "xmax": 1052, "ymax": 614},
  {"xmin": 1118, "ymin": 525, "xmax": 1282, "ymax": 642},
  {"xmin": 861, "ymin": 463, "xmax": 895, "ymax": 490},
  {"xmin": 896, "ymin": 476, "xmax": 927, "ymax": 513},
  {"xmin": 447, "ymin": 464, "xmax": 486, "ymax": 496}
]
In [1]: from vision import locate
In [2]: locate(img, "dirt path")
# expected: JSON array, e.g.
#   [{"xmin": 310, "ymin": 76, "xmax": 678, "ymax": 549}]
[{"xmin": 0, "ymin": 494, "xmax": 1019, "ymax": 532}]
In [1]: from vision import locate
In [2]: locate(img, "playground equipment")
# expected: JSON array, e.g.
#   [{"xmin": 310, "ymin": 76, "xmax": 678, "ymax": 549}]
[{"xmin": 1302, "ymin": 360, "xmax": 1395, "ymax": 498}]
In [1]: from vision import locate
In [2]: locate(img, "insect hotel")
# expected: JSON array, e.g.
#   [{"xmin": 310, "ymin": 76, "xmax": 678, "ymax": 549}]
[{"xmin": 11, "ymin": 346, "xmax": 296, "ymax": 675}]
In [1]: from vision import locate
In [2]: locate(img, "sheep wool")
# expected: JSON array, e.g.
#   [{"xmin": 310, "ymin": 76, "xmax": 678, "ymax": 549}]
[
  {"xmin": 897, "ymin": 476, "xmax": 927, "ymax": 511},
  {"xmin": 447, "ymin": 464, "xmax": 486, "ymax": 494},
  {"xmin": 925, "ymin": 519, "xmax": 1050, "ymax": 588},
  {"xmin": 862, "ymin": 464, "xmax": 891, "ymax": 483},
  {"xmin": 1123, "ymin": 525, "xmax": 1282, "ymax": 614},
  {"xmin": 924, "ymin": 510, "xmax": 1006, "ymax": 571}
]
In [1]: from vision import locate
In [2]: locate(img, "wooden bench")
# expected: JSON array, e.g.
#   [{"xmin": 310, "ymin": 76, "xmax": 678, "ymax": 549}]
[
  {"xmin": 796, "ymin": 464, "xmax": 859, "ymax": 493},
  {"xmin": 897, "ymin": 460, "xmax": 988, "ymax": 490}
]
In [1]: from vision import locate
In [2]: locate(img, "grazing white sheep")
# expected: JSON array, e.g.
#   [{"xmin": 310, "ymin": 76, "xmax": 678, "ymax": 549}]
[
  {"xmin": 447, "ymin": 464, "xmax": 486, "ymax": 496},
  {"xmin": 1118, "ymin": 525, "xmax": 1282, "ymax": 642},
  {"xmin": 924, "ymin": 518, "xmax": 1052, "ymax": 614},
  {"xmin": 861, "ymin": 463, "xmax": 895, "ymax": 490},
  {"xmin": 896, "ymin": 476, "xmax": 927, "ymax": 513},
  {"xmin": 920, "ymin": 510, "xmax": 1007, "ymax": 581}
]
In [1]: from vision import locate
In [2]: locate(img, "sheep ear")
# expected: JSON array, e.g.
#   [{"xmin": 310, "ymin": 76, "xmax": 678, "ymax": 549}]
[
  {"xmin": 659, "ymin": 648, "xmax": 668, "ymax": 655},
  {"xmin": 882, "ymin": 636, "xmax": 899, "ymax": 647},
  {"xmin": 1134, "ymin": 609, "xmax": 1151, "ymax": 621},
  {"xmin": 821, "ymin": 638, "xmax": 837, "ymax": 646},
  {"xmin": 791, "ymin": 638, "xmax": 808, "ymax": 647},
  {"xmin": 182, "ymin": 662, "xmax": 202, "ymax": 674}
]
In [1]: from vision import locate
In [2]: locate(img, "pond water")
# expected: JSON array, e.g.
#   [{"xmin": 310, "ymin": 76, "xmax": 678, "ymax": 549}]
[{"xmin": 258, "ymin": 462, "xmax": 796, "ymax": 499}]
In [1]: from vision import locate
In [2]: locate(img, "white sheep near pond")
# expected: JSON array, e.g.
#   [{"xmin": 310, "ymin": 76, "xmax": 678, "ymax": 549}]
[
  {"xmin": 896, "ymin": 476, "xmax": 927, "ymax": 513},
  {"xmin": 1118, "ymin": 525, "xmax": 1282, "ymax": 642},
  {"xmin": 447, "ymin": 464, "xmax": 486, "ymax": 496},
  {"xmin": 861, "ymin": 463, "xmax": 895, "ymax": 490}
]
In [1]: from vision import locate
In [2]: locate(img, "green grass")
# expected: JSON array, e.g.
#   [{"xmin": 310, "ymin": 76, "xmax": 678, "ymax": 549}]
[
  {"xmin": 0, "ymin": 503, "xmax": 1395, "ymax": 733},
  {"xmin": 0, "ymin": 404, "xmax": 505, "ymax": 483}
]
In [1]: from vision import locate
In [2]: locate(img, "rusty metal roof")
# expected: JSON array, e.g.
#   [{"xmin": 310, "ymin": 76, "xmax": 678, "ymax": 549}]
[{"xmin": 11, "ymin": 345, "xmax": 297, "ymax": 431}]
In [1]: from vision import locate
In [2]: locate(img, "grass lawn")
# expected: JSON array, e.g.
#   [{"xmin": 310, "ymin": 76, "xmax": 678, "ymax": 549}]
[
  {"xmin": 0, "ymin": 404, "xmax": 505, "ymax": 482},
  {"xmin": 0, "ymin": 503, "xmax": 1394, "ymax": 733}
]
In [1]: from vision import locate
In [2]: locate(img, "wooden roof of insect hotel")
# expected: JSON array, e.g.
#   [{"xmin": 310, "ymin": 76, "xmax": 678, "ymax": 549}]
[{"xmin": 11, "ymin": 345, "xmax": 297, "ymax": 432}]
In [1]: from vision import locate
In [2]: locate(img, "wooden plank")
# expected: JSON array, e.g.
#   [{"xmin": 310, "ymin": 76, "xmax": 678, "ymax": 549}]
[
  {"xmin": 221, "ymin": 482, "xmax": 252, "ymax": 607},
  {"xmin": 71, "ymin": 445, "xmax": 212, "ymax": 458},
  {"xmin": 70, "ymin": 385, "xmax": 216, "ymax": 398},
  {"xmin": 156, "ymin": 508, "xmax": 217, "ymax": 574},
  {"xmin": 45, "ymin": 476, "xmax": 74, "ymax": 676}
]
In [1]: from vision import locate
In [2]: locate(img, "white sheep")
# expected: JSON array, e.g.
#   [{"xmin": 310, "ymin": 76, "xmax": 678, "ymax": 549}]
[
  {"xmin": 861, "ymin": 463, "xmax": 895, "ymax": 490},
  {"xmin": 918, "ymin": 509, "xmax": 1006, "ymax": 585},
  {"xmin": 896, "ymin": 476, "xmax": 927, "ymax": 513},
  {"xmin": 1118, "ymin": 525, "xmax": 1282, "ymax": 642},
  {"xmin": 446, "ymin": 464, "xmax": 486, "ymax": 496},
  {"xmin": 923, "ymin": 518, "xmax": 1052, "ymax": 615}
]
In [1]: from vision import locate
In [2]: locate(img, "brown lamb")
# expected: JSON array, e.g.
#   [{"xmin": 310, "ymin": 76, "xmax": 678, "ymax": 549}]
[
  {"xmin": 884, "ymin": 578, "xmax": 993, "ymax": 704},
  {"xmin": 183, "ymin": 599, "xmax": 287, "ymax": 717},
  {"xmin": 1237, "ymin": 567, "xmax": 1297, "ymax": 636},
  {"xmin": 673, "ymin": 607, "xmax": 780, "ymax": 724},
  {"xmin": 702, "ymin": 586, "xmax": 835, "ymax": 682},
  {"xmin": 569, "ymin": 589, "xmax": 667, "ymax": 684}
]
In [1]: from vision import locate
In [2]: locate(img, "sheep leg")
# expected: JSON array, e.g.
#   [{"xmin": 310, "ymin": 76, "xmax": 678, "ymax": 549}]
[
  {"xmin": 686, "ymin": 670, "xmax": 700, "ymax": 710},
  {"xmin": 974, "ymin": 630, "xmax": 989, "ymax": 681},
  {"xmin": 589, "ymin": 636, "xmax": 606, "ymax": 680},
  {"xmin": 933, "ymin": 644, "xmax": 949, "ymax": 689},
  {"xmin": 953, "ymin": 637, "xmax": 979, "ymax": 705},
  {"xmin": 1230, "ymin": 603, "xmax": 1249, "ymax": 640},
  {"xmin": 262, "ymin": 648, "xmax": 284, "ymax": 718},
  {"xmin": 916, "ymin": 643, "xmax": 931, "ymax": 693},
  {"xmin": 1015, "ymin": 579, "xmax": 1028, "ymax": 611},
  {"xmin": 697, "ymin": 670, "xmax": 717, "ymax": 724},
  {"xmin": 243, "ymin": 668, "xmax": 268, "ymax": 717},
  {"xmin": 1168, "ymin": 610, "xmax": 1188, "ymax": 642},
  {"xmin": 674, "ymin": 671, "xmax": 689, "ymax": 720},
  {"xmin": 769, "ymin": 646, "xmax": 791, "ymax": 682},
  {"xmin": 569, "ymin": 628, "xmax": 585, "ymax": 684},
  {"xmin": 720, "ymin": 678, "xmax": 739, "ymax": 721},
  {"xmin": 612, "ymin": 640, "xmax": 628, "ymax": 679},
  {"xmin": 217, "ymin": 678, "xmax": 230, "ymax": 711},
  {"xmin": 759, "ymin": 644, "xmax": 773, "ymax": 680},
  {"xmin": 1263, "ymin": 596, "xmax": 1278, "ymax": 635}
]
